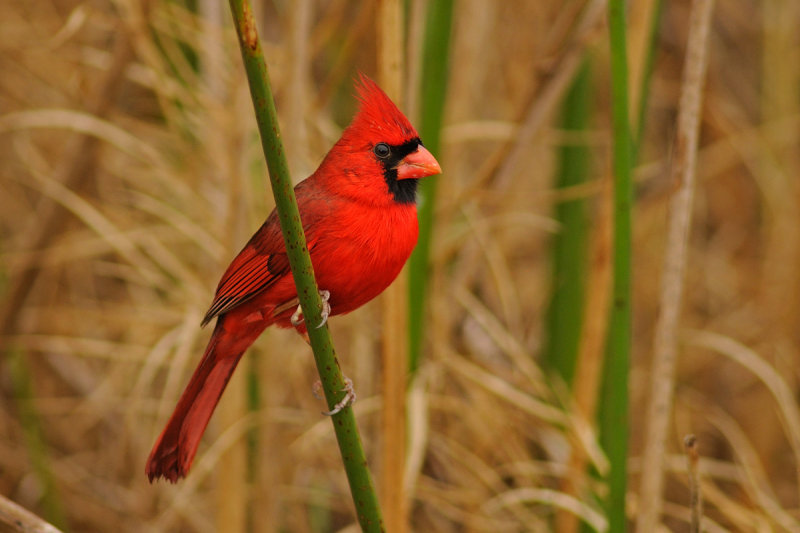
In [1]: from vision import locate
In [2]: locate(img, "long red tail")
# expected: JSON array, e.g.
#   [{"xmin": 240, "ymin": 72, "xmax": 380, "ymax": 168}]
[{"xmin": 145, "ymin": 319, "xmax": 257, "ymax": 483}]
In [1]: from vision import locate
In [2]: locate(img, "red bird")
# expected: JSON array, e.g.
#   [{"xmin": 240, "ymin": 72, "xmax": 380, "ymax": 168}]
[{"xmin": 146, "ymin": 75, "xmax": 441, "ymax": 482}]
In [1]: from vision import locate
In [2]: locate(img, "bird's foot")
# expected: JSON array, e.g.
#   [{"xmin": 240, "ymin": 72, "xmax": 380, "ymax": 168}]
[
  {"xmin": 317, "ymin": 376, "xmax": 356, "ymax": 416},
  {"xmin": 290, "ymin": 290, "xmax": 331, "ymax": 329},
  {"xmin": 290, "ymin": 305, "xmax": 303, "ymax": 326},
  {"xmin": 316, "ymin": 290, "xmax": 331, "ymax": 329}
]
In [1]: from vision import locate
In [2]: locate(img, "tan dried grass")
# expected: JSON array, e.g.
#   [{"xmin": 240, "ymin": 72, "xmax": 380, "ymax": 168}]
[{"xmin": 2, "ymin": 0, "xmax": 800, "ymax": 531}]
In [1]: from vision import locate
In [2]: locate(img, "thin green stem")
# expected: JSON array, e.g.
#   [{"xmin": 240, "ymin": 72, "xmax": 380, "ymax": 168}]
[
  {"xmin": 226, "ymin": 1, "xmax": 383, "ymax": 530},
  {"xmin": 543, "ymin": 58, "xmax": 592, "ymax": 386},
  {"xmin": 8, "ymin": 349, "xmax": 69, "ymax": 531},
  {"xmin": 407, "ymin": 0, "xmax": 454, "ymax": 374},
  {"xmin": 600, "ymin": 0, "xmax": 634, "ymax": 530}
]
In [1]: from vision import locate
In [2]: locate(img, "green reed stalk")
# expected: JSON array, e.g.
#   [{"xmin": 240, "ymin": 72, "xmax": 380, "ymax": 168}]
[
  {"xmin": 226, "ymin": 1, "xmax": 383, "ymax": 529},
  {"xmin": 599, "ymin": 0, "xmax": 634, "ymax": 530},
  {"xmin": 8, "ymin": 350, "xmax": 69, "ymax": 531},
  {"xmin": 543, "ymin": 59, "xmax": 592, "ymax": 386},
  {"xmin": 407, "ymin": 0, "xmax": 454, "ymax": 374}
]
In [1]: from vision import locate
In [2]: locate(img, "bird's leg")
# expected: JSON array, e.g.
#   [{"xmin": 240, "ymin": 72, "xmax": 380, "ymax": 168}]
[
  {"xmin": 273, "ymin": 297, "xmax": 299, "ymax": 317},
  {"xmin": 317, "ymin": 376, "xmax": 356, "ymax": 416},
  {"xmin": 289, "ymin": 290, "xmax": 331, "ymax": 329}
]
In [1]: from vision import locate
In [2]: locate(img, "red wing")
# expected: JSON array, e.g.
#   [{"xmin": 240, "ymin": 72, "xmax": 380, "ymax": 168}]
[
  {"xmin": 201, "ymin": 184, "xmax": 329, "ymax": 326},
  {"xmin": 201, "ymin": 244, "xmax": 290, "ymax": 326}
]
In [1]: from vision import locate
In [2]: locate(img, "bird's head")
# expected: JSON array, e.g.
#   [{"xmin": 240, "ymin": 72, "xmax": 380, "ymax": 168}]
[{"xmin": 319, "ymin": 74, "xmax": 441, "ymax": 205}]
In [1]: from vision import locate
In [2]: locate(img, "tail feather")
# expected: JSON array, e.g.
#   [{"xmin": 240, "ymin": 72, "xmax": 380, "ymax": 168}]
[{"xmin": 146, "ymin": 326, "xmax": 246, "ymax": 483}]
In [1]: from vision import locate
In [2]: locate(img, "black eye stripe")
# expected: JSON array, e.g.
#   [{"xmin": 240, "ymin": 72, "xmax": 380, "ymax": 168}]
[
  {"xmin": 376, "ymin": 137, "xmax": 422, "ymax": 204},
  {"xmin": 393, "ymin": 138, "xmax": 421, "ymax": 159},
  {"xmin": 374, "ymin": 138, "xmax": 421, "ymax": 165}
]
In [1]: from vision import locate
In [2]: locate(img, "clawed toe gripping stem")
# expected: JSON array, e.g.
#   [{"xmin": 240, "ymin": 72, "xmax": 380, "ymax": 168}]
[
  {"xmin": 313, "ymin": 377, "xmax": 356, "ymax": 416},
  {"xmin": 290, "ymin": 289, "xmax": 331, "ymax": 329}
]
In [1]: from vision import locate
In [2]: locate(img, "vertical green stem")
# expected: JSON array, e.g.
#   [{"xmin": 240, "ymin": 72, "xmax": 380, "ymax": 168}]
[
  {"xmin": 407, "ymin": 0, "xmax": 454, "ymax": 374},
  {"xmin": 543, "ymin": 59, "xmax": 592, "ymax": 386},
  {"xmin": 600, "ymin": 0, "xmax": 634, "ymax": 530},
  {"xmin": 226, "ymin": 1, "xmax": 383, "ymax": 530},
  {"xmin": 8, "ymin": 350, "xmax": 69, "ymax": 531}
]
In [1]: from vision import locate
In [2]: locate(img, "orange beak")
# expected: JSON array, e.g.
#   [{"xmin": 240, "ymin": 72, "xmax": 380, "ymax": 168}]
[{"xmin": 395, "ymin": 145, "xmax": 442, "ymax": 180}]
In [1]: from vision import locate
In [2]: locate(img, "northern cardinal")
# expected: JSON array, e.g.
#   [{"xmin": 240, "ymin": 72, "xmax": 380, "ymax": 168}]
[{"xmin": 146, "ymin": 75, "xmax": 441, "ymax": 482}]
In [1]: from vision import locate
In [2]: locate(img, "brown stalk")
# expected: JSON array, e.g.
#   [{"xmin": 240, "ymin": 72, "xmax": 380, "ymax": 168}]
[
  {"xmin": 378, "ymin": 1, "xmax": 409, "ymax": 531},
  {"xmin": 684, "ymin": 435, "xmax": 703, "ymax": 533},
  {"xmin": 636, "ymin": 0, "xmax": 715, "ymax": 530},
  {"xmin": 627, "ymin": 0, "xmax": 660, "ymax": 122}
]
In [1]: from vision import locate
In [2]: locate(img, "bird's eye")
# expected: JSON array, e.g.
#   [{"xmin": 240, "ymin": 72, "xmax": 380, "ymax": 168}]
[{"xmin": 373, "ymin": 142, "xmax": 391, "ymax": 159}]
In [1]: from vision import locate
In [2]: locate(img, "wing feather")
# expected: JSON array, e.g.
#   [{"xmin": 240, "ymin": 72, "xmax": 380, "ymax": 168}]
[
  {"xmin": 201, "ymin": 184, "xmax": 329, "ymax": 327},
  {"xmin": 201, "ymin": 212, "xmax": 289, "ymax": 326},
  {"xmin": 201, "ymin": 249, "xmax": 289, "ymax": 325}
]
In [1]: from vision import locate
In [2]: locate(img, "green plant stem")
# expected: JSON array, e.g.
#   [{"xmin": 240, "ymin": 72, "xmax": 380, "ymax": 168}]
[
  {"xmin": 226, "ymin": 1, "xmax": 383, "ymax": 530},
  {"xmin": 600, "ymin": 0, "xmax": 634, "ymax": 530},
  {"xmin": 8, "ymin": 350, "xmax": 69, "ymax": 531},
  {"xmin": 544, "ymin": 58, "xmax": 592, "ymax": 386},
  {"xmin": 407, "ymin": 0, "xmax": 454, "ymax": 374}
]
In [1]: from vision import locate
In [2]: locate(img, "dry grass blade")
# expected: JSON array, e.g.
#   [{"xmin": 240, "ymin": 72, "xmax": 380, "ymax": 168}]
[
  {"xmin": 483, "ymin": 488, "xmax": 607, "ymax": 532},
  {"xmin": 0, "ymin": 110, "xmax": 161, "ymax": 163},
  {"xmin": 0, "ymin": 493, "xmax": 64, "ymax": 533},
  {"xmin": 491, "ymin": 0, "xmax": 606, "ymax": 190},
  {"xmin": 704, "ymin": 406, "xmax": 800, "ymax": 531},
  {"xmin": 443, "ymin": 351, "xmax": 564, "ymax": 426},
  {"xmin": 0, "ymin": 29, "xmax": 134, "ymax": 345},
  {"xmin": 687, "ymin": 330, "xmax": 800, "ymax": 479},
  {"xmin": 684, "ymin": 435, "xmax": 702, "ymax": 533},
  {"xmin": 635, "ymin": 0, "xmax": 715, "ymax": 529},
  {"xmin": 16, "ymin": 167, "xmax": 169, "ymax": 289},
  {"xmin": 627, "ymin": 0, "xmax": 661, "ymax": 120},
  {"xmin": 404, "ymin": 369, "xmax": 431, "ymax": 497},
  {"xmin": 454, "ymin": 285, "xmax": 545, "ymax": 390}
]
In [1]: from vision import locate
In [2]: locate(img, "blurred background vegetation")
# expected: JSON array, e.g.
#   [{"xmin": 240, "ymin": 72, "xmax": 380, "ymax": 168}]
[{"xmin": 2, "ymin": 0, "xmax": 799, "ymax": 531}]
